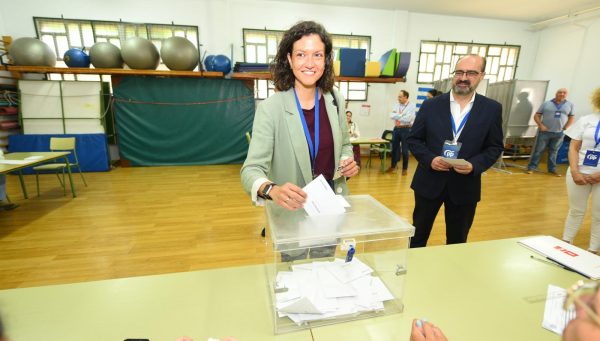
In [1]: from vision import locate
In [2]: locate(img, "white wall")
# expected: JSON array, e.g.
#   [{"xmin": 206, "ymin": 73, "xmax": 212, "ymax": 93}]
[
  {"xmin": 3, "ymin": 0, "xmax": 595, "ymax": 137},
  {"xmin": 531, "ymin": 17, "xmax": 600, "ymax": 117}
]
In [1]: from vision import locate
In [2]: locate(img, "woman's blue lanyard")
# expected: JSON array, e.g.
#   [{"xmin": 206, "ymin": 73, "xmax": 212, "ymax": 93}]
[
  {"xmin": 451, "ymin": 110, "xmax": 471, "ymax": 143},
  {"xmin": 594, "ymin": 120, "xmax": 600, "ymax": 149},
  {"xmin": 293, "ymin": 88, "xmax": 319, "ymax": 173}
]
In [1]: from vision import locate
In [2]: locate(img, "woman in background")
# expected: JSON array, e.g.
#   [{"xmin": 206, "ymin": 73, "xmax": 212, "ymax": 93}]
[{"xmin": 562, "ymin": 87, "xmax": 600, "ymax": 253}]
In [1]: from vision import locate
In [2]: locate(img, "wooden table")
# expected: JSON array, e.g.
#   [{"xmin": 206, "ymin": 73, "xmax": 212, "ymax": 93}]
[
  {"xmin": 0, "ymin": 238, "xmax": 581, "ymax": 340},
  {"xmin": 0, "ymin": 152, "xmax": 76, "ymax": 198},
  {"xmin": 351, "ymin": 138, "xmax": 389, "ymax": 172}
]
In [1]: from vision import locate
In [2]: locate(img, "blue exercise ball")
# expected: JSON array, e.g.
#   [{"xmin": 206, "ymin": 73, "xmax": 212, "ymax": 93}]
[
  {"xmin": 63, "ymin": 48, "xmax": 90, "ymax": 68},
  {"xmin": 212, "ymin": 54, "xmax": 231, "ymax": 74},
  {"xmin": 204, "ymin": 55, "xmax": 215, "ymax": 71}
]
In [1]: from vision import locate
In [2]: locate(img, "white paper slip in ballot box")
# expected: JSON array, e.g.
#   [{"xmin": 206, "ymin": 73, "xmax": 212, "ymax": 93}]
[{"xmin": 518, "ymin": 235, "xmax": 600, "ymax": 279}]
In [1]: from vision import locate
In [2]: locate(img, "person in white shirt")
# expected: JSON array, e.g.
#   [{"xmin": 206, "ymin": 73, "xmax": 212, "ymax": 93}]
[
  {"xmin": 563, "ymin": 87, "xmax": 600, "ymax": 253},
  {"xmin": 346, "ymin": 110, "xmax": 361, "ymax": 166},
  {"xmin": 387, "ymin": 90, "xmax": 417, "ymax": 175}
]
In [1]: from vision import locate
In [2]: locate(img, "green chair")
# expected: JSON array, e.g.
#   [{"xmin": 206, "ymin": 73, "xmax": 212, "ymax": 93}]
[
  {"xmin": 366, "ymin": 130, "xmax": 393, "ymax": 170},
  {"xmin": 33, "ymin": 137, "xmax": 87, "ymax": 196},
  {"xmin": 245, "ymin": 131, "xmax": 252, "ymax": 145}
]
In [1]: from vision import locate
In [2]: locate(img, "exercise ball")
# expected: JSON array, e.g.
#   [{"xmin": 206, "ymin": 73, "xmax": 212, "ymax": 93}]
[
  {"xmin": 8, "ymin": 37, "xmax": 56, "ymax": 67},
  {"xmin": 204, "ymin": 55, "xmax": 216, "ymax": 71},
  {"xmin": 121, "ymin": 37, "xmax": 159, "ymax": 70},
  {"xmin": 212, "ymin": 54, "xmax": 231, "ymax": 74},
  {"xmin": 160, "ymin": 37, "xmax": 199, "ymax": 71},
  {"xmin": 63, "ymin": 48, "xmax": 90, "ymax": 68},
  {"xmin": 89, "ymin": 42, "xmax": 123, "ymax": 68}
]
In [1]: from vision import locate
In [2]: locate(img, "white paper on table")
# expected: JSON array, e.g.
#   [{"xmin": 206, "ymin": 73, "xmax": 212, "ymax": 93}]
[
  {"xmin": 542, "ymin": 284, "xmax": 575, "ymax": 335},
  {"xmin": 303, "ymin": 175, "xmax": 346, "ymax": 217},
  {"xmin": 519, "ymin": 235, "xmax": 600, "ymax": 279},
  {"xmin": 441, "ymin": 157, "xmax": 470, "ymax": 166}
]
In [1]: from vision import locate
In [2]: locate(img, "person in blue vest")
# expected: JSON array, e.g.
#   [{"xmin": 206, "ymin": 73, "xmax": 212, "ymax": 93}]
[{"xmin": 527, "ymin": 88, "xmax": 575, "ymax": 176}]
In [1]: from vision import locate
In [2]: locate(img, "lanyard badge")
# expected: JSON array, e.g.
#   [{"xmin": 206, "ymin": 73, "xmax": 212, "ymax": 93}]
[
  {"xmin": 583, "ymin": 121, "xmax": 600, "ymax": 167},
  {"xmin": 442, "ymin": 110, "xmax": 470, "ymax": 159},
  {"xmin": 293, "ymin": 88, "xmax": 320, "ymax": 177}
]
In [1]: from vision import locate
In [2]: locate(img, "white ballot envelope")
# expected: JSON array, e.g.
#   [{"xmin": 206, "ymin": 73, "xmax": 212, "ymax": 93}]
[{"xmin": 441, "ymin": 157, "xmax": 470, "ymax": 167}]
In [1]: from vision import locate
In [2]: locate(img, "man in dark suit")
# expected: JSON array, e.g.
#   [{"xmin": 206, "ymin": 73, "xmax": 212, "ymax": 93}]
[{"xmin": 407, "ymin": 54, "xmax": 503, "ymax": 248}]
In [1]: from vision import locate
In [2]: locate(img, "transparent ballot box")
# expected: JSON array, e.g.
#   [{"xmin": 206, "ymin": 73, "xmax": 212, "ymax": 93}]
[{"xmin": 265, "ymin": 194, "xmax": 415, "ymax": 334}]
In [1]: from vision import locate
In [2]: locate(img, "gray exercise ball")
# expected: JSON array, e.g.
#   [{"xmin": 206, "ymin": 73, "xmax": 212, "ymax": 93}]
[
  {"xmin": 8, "ymin": 37, "xmax": 56, "ymax": 67},
  {"xmin": 160, "ymin": 37, "xmax": 199, "ymax": 71},
  {"xmin": 89, "ymin": 42, "xmax": 123, "ymax": 68},
  {"xmin": 121, "ymin": 37, "xmax": 160, "ymax": 70}
]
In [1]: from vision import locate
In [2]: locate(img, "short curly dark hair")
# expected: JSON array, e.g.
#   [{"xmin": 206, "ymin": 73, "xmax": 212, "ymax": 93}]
[{"xmin": 270, "ymin": 21, "xmax": 334, "ymax": 92}]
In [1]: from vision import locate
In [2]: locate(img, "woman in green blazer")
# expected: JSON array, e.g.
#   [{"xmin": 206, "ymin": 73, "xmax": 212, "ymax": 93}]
[{"xmin": 241, "ymin": 21, "xmax": 359, "ymax": 210}]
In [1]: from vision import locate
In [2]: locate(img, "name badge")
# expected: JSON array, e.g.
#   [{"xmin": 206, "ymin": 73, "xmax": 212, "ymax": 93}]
[
  {"xmin": 583, "ymin": 149, "xmax": 600, "ymax": 167},
  {"xmin": 554, "ymin": 111, "xmax": 562, "ymax": 118},
  {"xmin": 442, "ymin": 140, "xmax": 462, "ymax": 159}
]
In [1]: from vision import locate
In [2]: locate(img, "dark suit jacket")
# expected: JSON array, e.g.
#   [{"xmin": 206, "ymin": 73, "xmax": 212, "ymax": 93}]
[{"xmin": 407, "ymin": 92, "xmax": 503, "ymax": 205}]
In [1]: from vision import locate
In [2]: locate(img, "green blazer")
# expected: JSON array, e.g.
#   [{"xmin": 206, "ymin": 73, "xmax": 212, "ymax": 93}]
[{"xmin": 241, "ymin": 88, "xmax": 353, "ymax": 200}]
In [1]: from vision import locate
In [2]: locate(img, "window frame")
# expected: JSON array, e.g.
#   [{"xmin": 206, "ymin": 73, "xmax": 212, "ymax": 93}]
[
  {"xmin": 242, "ymin": 28, "xmax": 371, "ymax": 101},
  {"xmin": 416, "ymin": 39, "xmax": 521, "ymax": 85}
]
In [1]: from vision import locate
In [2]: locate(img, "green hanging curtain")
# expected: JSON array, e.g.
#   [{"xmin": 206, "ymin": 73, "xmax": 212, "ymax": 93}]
[{"xmin": 113, "ymin": 76, "xmax": 255, "ymax": 166}]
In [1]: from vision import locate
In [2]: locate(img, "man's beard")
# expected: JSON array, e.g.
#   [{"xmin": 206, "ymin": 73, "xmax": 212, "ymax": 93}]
[{"xmin": 453, "ymin": 80, "xmax": 474, "ymax": 95}]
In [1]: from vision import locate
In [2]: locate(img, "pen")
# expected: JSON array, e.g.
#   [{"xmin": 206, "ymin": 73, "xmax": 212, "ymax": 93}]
[{"xmin": 529, "ymin": 255, "xmax": 590, "ymax": 278}]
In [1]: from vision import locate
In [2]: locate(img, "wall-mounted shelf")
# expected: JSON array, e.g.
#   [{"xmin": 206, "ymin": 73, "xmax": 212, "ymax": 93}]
[
  {"xmin": 5, "ymin": 65, "xmax": 224, "ymax": 79},
  {"xmin": 5, "ymin": 66, "xmax": 405, "ymax": 83}
]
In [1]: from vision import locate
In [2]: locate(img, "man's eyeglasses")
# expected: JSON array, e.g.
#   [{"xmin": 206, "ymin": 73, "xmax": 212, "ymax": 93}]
[{"xmin": 452, "ymin": 70, "xmax": 481, "ymax": 78}]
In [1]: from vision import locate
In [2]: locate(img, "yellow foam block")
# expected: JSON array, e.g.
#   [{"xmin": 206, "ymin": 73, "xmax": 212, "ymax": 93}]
[
  {"xmin": 334, "ymin": 60, "xmax": 340, "ymax": 76},
  {"xmin": 365, "ymin": 61, "xmax": 381, "ymax": 77}
]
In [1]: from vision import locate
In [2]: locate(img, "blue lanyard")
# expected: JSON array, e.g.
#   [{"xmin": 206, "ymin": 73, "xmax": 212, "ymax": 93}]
[
  {"xmin": 293, "ymin": 88, "xmax": 319, "ymax": 171},
  {"xmin": 552, "ymin": 99, "xmax": 565, "ymax": 111},
  {"xmin": 594, "ymin": 120, "xmax": 600, "ymax": 149},
  {"xmin": 451, "ymin": 110, "xmax": 471, "ymax": 142}
]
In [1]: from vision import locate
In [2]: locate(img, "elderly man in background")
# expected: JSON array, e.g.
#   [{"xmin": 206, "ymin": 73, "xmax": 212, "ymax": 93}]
[{"xmin": 527, "ymin": 88, "xmax": 575, "ymax": 176}]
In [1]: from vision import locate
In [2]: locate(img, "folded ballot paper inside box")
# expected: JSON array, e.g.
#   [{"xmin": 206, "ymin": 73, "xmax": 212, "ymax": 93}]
[{"xmin": 264, "ymin": 194, "xmax": 415, "ymax": 334}]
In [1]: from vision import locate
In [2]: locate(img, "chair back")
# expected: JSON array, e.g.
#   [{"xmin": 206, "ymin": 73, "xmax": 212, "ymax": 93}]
[
  {"xmin": 50, "ymin": 137, "xmax": 76, "ymax": 151},
  {"xmin": 245, "ymin": 132, "xmax": 252, "ymax": 144},
  {"xmin": 382, "ymin": 130, "xmax": 393, "ymax": 141}
]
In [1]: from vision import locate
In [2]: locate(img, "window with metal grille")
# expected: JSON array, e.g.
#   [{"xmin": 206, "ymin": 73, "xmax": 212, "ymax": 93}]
[
  {"xmin": 242, "ymin": 28, "xmax": 371, "ymax": 100},
  {"xmin": 417, "ymin": 40, "xmax": 520, "ymax": 84},
  {"xmin": 33, "ymin": 17, "xmax": 199, "ymax": 81}
]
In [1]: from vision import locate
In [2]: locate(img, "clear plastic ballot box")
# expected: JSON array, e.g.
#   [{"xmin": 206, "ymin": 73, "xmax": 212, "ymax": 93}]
[{"xmin": 265, "ymin": 194, "xmax": 415, "ymax": 334}]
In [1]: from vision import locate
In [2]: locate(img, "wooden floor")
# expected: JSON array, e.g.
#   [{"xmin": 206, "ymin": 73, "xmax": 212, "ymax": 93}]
[{"xmin": 0, "ymin": 157, "xmax": 590, "ymax": 289}]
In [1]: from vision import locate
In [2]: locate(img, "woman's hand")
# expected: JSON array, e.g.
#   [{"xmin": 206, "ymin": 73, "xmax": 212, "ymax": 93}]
[
  {"xmin": 410, "ymin": 319, "xmax": 448, "ymax": 341},
  {"xmin": 584, "ymin": 172, "xmax": 600, "ymax": 185},
  {"xmin": 339, "ymin": 157, "xmax": 360, "ymax": 178},
  {"xmin": 269, "ymin": 183, "xmax": 307, "ymax": 211},
  {"xmin": 572, "ymin": 171, "xmax": 588, "ymax": 185}
]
